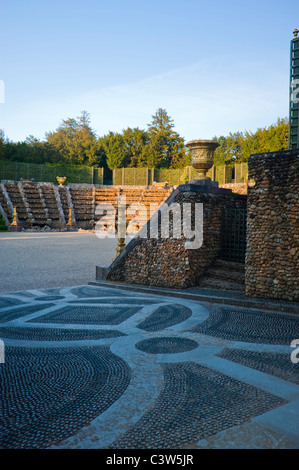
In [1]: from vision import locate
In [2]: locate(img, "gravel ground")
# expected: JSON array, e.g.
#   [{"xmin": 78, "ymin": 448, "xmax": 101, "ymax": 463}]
[{"xmin": 0, "ymin": 232, "xmax": 125, "ymax": 294}]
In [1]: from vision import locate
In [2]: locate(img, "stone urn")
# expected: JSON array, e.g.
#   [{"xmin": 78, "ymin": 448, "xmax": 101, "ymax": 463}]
[
  {"xmin": 56, "ymin": 176, "xmax": 66, "ymax": 186},
  {"xmin": 186, "ymin": 139, "xmax": 220, "ymax": 181}
]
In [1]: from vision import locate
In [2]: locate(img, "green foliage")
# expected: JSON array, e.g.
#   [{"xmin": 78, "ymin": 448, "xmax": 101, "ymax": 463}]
[
  {"xmin": 0, "ymin": 114, "xmax": 289, "ymax": 171},
  {"xmin": 45, "ymin": 111, "xmax": 98, "ymax": 165},
  {"xmin": 0, "ymin": 212, "xmax": 8, "ymax": 231},
  {"xmin": 213, "ymin": 118, "xmax": 289, "ymax": 166},
  {"xmin": 145, "ymin": 108, "xmax": 190, "ymax": 168},
  {"xmin": 122, "ymin": 127, "xmax": 149, "ymax": 167},
  {"xmin": 99, "ymin": 132, "xmax": 127, "ymax": 170}
]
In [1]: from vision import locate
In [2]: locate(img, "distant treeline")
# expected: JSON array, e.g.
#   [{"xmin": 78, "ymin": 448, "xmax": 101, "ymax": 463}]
[{"xmin": 0, "ymin": 109, "xmax": 289, "ymax": 169}]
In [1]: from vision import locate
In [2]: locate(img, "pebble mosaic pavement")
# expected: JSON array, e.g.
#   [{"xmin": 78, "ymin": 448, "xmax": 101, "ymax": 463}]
[{"xmin": 0, "ymin": 284, "xmax": 298, "ymax": 449}]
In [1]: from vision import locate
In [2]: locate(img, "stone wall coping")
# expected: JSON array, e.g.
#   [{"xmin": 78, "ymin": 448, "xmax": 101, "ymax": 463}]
[{"xmin": 249, "ymin": 149, "xmax": 299, "ymax": 162}]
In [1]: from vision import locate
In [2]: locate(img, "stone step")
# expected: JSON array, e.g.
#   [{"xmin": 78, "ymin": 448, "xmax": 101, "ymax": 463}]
[
  {"xmin": 204, "ymin": 267, "xmax": 245, "ymax": 282},
  {"xmin": 198, "ymin": 259, "xmax": 245, "ymax": 291},
  {"xmin": 198, "ymin": 277, "xmax": 245, "ymax": 291},
  {"xmin": 213, "ymin": 259, "xmax": 245, "ymax": 271}
]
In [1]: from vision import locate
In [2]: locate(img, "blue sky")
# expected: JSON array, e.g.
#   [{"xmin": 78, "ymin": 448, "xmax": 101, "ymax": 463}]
[{"xmin": 0, "ymin": 0, "xmax": 298, "ymax": 143}]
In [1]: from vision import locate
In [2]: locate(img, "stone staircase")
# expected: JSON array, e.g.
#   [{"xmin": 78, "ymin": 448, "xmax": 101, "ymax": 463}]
[{"xmin": 197, "ymin": 259, "xmax": 245, "ymax": 291}]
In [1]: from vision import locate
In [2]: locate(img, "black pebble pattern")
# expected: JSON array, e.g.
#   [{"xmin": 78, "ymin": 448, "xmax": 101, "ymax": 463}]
[
  {"xmin": 135, "ymin": 337, "xmax": 198, "ymax": 354},
  {"xmin": 0, "ymin": 326, "xmax": 126, "ymax": 341},
  {"xmin": 0, "ymin": 304, "xmax": 55, "ymax": 323},
  {"xmin": 34, "ymin": 296, "xmax": 65, "ymax": 301},
  {"xmin": 137, "ymin": 304, "xmax": 192, "ymax": 332},
  {"xmin": 0, "ymin": 298, "xmax": 23, "ymax": 309},
  {"xmin": 29, "ymin": 305, "xmax": 140, "ymax": 325},
  {"xmin": 190, "ymin": 305, "xmax": 299, "ymax": 345},
  {"xmin": 68, "ymin": 298, "xmax": 160, "ymax": 305},
  {"xmin": 0, "ymin": 346, "xmax": 131, "ymax": 449},
  {"xmin": 218, "ymin": 348, "xmax": 299, "ymax": 385},
  {"xmin": 109, "ymin": 362, "xmax": 286, "ymax": 449}
]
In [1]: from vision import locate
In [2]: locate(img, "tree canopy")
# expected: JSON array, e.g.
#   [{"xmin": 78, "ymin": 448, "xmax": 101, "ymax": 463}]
[
  {"xmin": 45, "ymin": 111, "xmax": 97, "ymax": 165},
  {"xmin": 0, "ymin": 112, "xmax": 289, "ymax": 169},
  {"xmin": 213, "ymin": 117, "xmax": 289, "ymax": 166}
]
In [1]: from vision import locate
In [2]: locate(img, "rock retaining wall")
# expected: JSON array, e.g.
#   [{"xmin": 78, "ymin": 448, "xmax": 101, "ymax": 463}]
[
  {"xmin": 246, "ymin": 150, "xmax": 299, "ymax": 302},
  {"xmin": 106, "ymin": 185, "xmax": 246, "ymax": 288}
]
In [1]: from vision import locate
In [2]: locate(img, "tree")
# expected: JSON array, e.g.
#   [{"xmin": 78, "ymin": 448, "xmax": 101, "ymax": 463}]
[
  {"xmin": 145, "ymin": 108, "xmax": 190, "ymax": 168},
  {"xmin": 100, "ymin": 132, "xmax": 126, "ymax": 170},
  {"xmin": 45, "ymin": 111, "xmax": 97, "ymax": 165},
  {"xmin": 213, "ymin": 132, "xmax": 244, "ymax": 166},
  {"xmin": 213, "ymin": 118, "xmax": 289, "ymax": 165},
  {"xmin": 122, "ymin": 127, "xmax": 149, "ymax": 167},
  {"xmin": 0, "ymin": 130, "xmax": 6, "ymax": 159}
]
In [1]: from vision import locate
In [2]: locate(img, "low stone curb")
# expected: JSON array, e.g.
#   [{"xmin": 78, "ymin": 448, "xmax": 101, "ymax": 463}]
[{"xmin": 88, "ymin": 280, "xmax": 299, "ymax": 315}]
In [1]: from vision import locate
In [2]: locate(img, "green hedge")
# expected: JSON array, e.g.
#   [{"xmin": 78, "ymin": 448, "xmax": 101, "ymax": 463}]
[
  {"xmin": 113, "ymin": 164, "xmax": 248, "ymax": 186},
  {"xmin": 0, "ymin": 213, "xmax": 7, "ymax": 231},
  {"xmin": 0, "ymin": 160, "xmax": 248, "ymax": 186},
  {"xmin": 0, "ymin": 161, "xmax": 104, "ymax": 184}
]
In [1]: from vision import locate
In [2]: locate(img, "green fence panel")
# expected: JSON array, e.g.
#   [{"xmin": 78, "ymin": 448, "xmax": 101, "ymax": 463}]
[
  {"xmin": 94, "ymin": 167, "xmax": 103, "ymax": 185},
  {"xmin": 0, "ymin": 160, "xmax": 103, "ymax": 184},
  {"xmin": 134, "ymin": 168, "xmax": 148, "ymax": 185},
  {"xmin": 234, "ymin": 162, "xmax": 248, "ymax": 183},
  {"xmin": 241, "ymin": 162, "xmax": 248, "ymax": 181},
  {"xmin": 124, "ymin": 168, "xmax": 135, "ymax": 185},
  {"xmin": 111, "ymin": 163, "xmax": 249, "ymax": 186},
  {"xmin": 215, "ymin": 166, "xmax": 224, "ymax": 184},
  {"xmin": 113, "ymin": 169, "xmax": 122, "ymax": 185}
]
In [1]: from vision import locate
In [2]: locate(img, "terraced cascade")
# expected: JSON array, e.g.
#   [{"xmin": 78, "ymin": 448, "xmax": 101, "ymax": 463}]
[
  {"xmin": 4, "ymin": 182, "xmax": 32, "ymax": 228},
  {"xmin": 119, "ymin": 187, "xmax": 144, "ymax": 205},
  {"xmin": 0, "ymin": 184, "xmax": 13, "ymax": 224},
  {"xmin": 119, "ymin": 187, "xmax": 145, "ymax": 234},
  {"xmin": 69, "ymin": 186, "xmax": 94, "ymax": 229},
  {"xmin": 39, "ymin": 183, "xmax": 63, "ymax": 229},
  {"xmin": 57, "ymin": 185, "xmax": 70, "ymax": 224},
  {"xmin": 93, "ymin": 186, "xmax": 173, "ymax": 234},
  {"xmin": 94, "ymin": 187, "xmax": 118, "ymax": 234},
  {"xmin": 140, "ymin": 187, "xmax": 172, "ymax": 210},
  {"xmin": 0, "ymin": 182, "xmax": 175, "ymax": 232},
  {"xmin": 94, "ymin": 187, "xmax": 120, "ymax": 206},
  {"xmin": 22, "ymin": 181, "xmax": 50, "ymax": 227}
]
